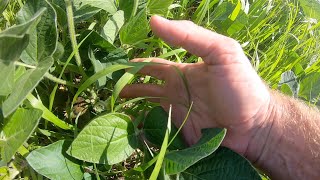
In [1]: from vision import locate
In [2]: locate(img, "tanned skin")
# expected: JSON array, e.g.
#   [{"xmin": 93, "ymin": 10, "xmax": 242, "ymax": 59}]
[{"xmin": 120, "ymin": 16, "xmax": 320, "ymax": 179}]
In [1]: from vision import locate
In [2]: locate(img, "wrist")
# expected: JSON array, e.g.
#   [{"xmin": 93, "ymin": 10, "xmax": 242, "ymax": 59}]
[
  {"xmin": 244, "ymin": 91, "xmax": 320, "ymax": 179},
  {"xmin": 244, "ymin": 90, "xmax": 283, "ymax": 168}
]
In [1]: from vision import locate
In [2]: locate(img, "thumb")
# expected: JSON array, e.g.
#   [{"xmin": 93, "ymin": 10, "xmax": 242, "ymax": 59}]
[{"xmin": 150, "ymin": 16, "xmax": 246, "ymax": 65}]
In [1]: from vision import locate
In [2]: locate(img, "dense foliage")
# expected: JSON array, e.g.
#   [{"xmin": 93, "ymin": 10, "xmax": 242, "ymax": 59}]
[{"xmin": 0, "ymin": 0, "xmax": 319, "ymax": 179}]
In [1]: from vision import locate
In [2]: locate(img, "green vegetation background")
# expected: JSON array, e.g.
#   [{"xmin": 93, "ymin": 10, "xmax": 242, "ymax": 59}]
[{"xmin": 0, "ymin": 0, "xmax": 319, "ymax": 179}]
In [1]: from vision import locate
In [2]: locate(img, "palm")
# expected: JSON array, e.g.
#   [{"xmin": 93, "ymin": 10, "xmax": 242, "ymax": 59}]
[{"xmin": 121, "ymin": 16, "xmax": 271, "ymax": 155}]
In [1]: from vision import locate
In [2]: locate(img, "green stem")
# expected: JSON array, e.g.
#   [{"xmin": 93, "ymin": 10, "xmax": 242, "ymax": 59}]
[
  {"xmin": 93, "ymin": 163, "xmax": 101, "ymax": 180},
  {"xmin": 64, "ymin": 0, "xmax": 83, "ymax": 69},
  {"xmin": 44, "ymin": 72, "xmax": 78, "ymax": 88},
  {"xmin": 14, "ymin": 61, "xmax": 36, "ymax": 69},
  {"xmin": 168, "ymin": 101, "xmax": 193, "ymax": 147},
  {"xmin": 49, "ymin": 31, "xmax": 93, "ymax": 111}
]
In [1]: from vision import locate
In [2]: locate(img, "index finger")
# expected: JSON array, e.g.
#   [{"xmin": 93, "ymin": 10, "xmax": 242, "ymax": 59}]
[{"xmin": 150, "ymin": 16, "xmax": 245, "ymax": 65}]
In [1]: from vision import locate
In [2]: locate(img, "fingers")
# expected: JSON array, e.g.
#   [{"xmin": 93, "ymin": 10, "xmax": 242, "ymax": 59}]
[
  {"xmin": 131, "ymin": 58, "xmax": 182, "ymax": 80},
  {"xmin": 150, "ymin": 16, "xmax": 244, "ymax": 65},
  {"xmin": 120, "ymin": 84, "xmax": 165, "ymax": 99}
]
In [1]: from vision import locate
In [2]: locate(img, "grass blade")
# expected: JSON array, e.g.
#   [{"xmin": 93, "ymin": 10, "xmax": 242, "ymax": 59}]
[
  {"xmin": 27, "ymin": 94, "xmax": 73, "ymax": 130},
  {"xmin": 111, "ymin": 65, "xmax": 144, "ymax": 112},
  {"xmin": 150, "ymin": 105, "xmax": 172, "ymax": 180},
  {"xmin": 72, "ymin": 64, "xmax": 133, "ymax": 105}
]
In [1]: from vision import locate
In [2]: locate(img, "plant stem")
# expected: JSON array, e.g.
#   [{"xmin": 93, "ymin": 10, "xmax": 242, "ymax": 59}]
[
  {"xmin": 49, "ymin": 31, "xmax": 93, "ymax": 111},
  {"xmin": 14, "ymin": 61, "xmax": 36, "ymax": 69},
  {"xmin": 93, "ymin": 163, "xmax": 101, "ymax": 180},
  {"xmin": 64, "ymin": 0, "xmax": 83, "ymax": 68},
  {"xmin": 168, "ymin": 101, "xmax": 193, "ymax": 147},
  {"xmin": 44, "ymin": 72, "xmax": 78, "ymax": 88}
]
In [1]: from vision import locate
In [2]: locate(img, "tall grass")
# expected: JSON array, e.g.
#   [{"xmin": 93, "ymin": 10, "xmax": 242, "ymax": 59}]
[{"xmin": 170, "ymin": 0, "xmax": 320, "ymax": 89}]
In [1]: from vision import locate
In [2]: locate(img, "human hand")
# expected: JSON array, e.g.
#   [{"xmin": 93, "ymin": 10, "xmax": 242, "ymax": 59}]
[{"xmin": 121, "ymin": 16, "xmax": 272, "ymax": 156}]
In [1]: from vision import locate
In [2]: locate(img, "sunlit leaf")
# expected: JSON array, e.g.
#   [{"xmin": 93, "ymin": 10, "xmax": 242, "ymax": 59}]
[
  {"xmin": 279, "ymin": 71, "xmax": 299, "ymax": 97},
  {"xmin": 68, "ymin": 113, "xmax": 138, "ymax": 165},
  {"xmin": 180, "ymin": 147, "xmax": 261, "ymax": 180},
  {"xmin": 17, "ymin": 0, "xmax": 58, "ymax": 65},
  {"xmin": 299, "ymin": 72, "xmax": 320, "ymax": 102},
  {"xmin": 2, "ymin": 57, "xmax": 53, "ymax": 117},
  {"xmin": 0, "ymin": 62, "xmax": 14, "ymax": 96},
  {"xmin": 101, "ymin": 10, "xmax": 125, "ymax": 44},
  {"xmin": 1, "ymin": 108, "xmax": 42, "ymax": 163},
  {"xmin": 120, "ymin": 9, "xmax": 150, "ymax": 45},
  {"xmin": 119, "ymin": 0, "xmax": 135, "ymax": 20},
  {"xmin": 73, "ymin": 0, "xmax": 117, "ymax": 14},
  {"xmin": 0, "ymin": 8, "xmax": 46, "ymax": 62},
  {"xmin": 27, "ymin": 140, "xmax": 84, "ymax": 180},
  {"xmin": 148, "ymin": 0, "xmax": 174, "ymax": 15},
  {"xmin": 298, "ymin": 0, "xmax": 320, "ymax": 20},
  {"xmin": 165, "ymin": 128, "xmax": 226, "ymax": 175},
  {"xmin": 74, "ymin": 4, "xmax": 101, "ymax": 23}
]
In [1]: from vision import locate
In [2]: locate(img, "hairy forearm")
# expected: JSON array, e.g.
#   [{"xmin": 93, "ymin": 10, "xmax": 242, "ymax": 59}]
[{"xmin": 245, "ymin": 90, "xmax": 320, "ymax": 179}]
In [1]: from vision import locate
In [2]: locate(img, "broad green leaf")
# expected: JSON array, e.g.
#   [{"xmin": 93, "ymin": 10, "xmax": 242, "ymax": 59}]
[
  {"xmin": 2, "ymin": 57, "xmax": 54, "ymax": 118},
  {"xmin": 298, "ymin": 0, "xmax": 320, "ymax": 20},
  {"xmin": 150, "ymin": 106, "xmax": 172, "ymax": 180},
  {"xmin": 279, "ymin": 71, "xmax": 299, "ymax": 97},
  {"xmin": 27, "ymin": 140, "xmax": 84, "ymax": 180},
  {"xmin": 53, "ymin": 42, "xmax": 65, "ymax": 60},
  {"xmin": 180, "ymin": 147, "xmax": 261, "ymax": 180},
  {"xmin": 299, "ymin": 72, "xmax": 320, "ymax": 102},
  {"xmin": 148, "ymin": 0, "xmax": 174, "ymax": 15},
  {"xmin": 0, "ymin": 62, "xmax": 14, "ymax": 96},
  {"xmin": 88, "ymin": 47, "xmax": 128, "ymax": 87},
  {"xmin": 0, "ymin": 0, "xmax": 9, "ymax": 14},
  {"xmin": 120, "ymin": 9, "xmax": 150, "ymax": 45},
  {"xmin": 17, "ymin": 0, "xmax": 58, "ymax": 65},
  {"xmin": 165, "ymin": 128, "xmax": 226, "ymax": 175},
  {"xmin": 68, "ymin": 113, "xmax": 138, "ymax": 165},
  {"xmin": 80, "ymin": 30, "xmax": 115, "ymax": 52},
  {"xmin": 143, "ymin": 106, "xmax": 186, "ymax": 150},
  {"xmin": 51, "ymin": 2, "xmax": 67, "ymax": 27},
  {"xmin": 280, "ymin": 84, "xmax": 293, "ymax": 97},
  {"xmin": 101, "ymin": 10, "xmax": 125, "ymax": 44},
  {"xmin": 119, "ymin": 0, "xmax": 135, "ymax": 20},
  {"xmin": 73, "ymin": 0, "xmax": 117, "ymax": 14},
  {"xmin": 0, "ymin": 36, "xmax": 29, "ymax": 62},
  {"xmin": 51, "ymin": 0, "xmax": 100, "ymax": 24},
  {"xmin": 74, "ymin": 5, "xmax": 101, "ymax": 23},
  {"xmin": 1, "ymin": 108, "xmax": 42, "ymax": 163},
  {"xmin": 14, "ymin": 66, "xmax": 26, "ymax": 81},
  {"xmin": 0, "ymin": 8, "xmax": 46, "ymax": 62}
]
